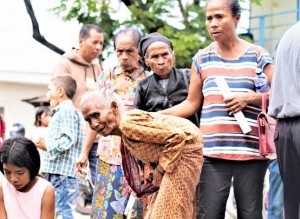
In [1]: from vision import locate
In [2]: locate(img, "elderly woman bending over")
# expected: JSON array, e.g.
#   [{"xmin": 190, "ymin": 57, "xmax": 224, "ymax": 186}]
[{"xmin": 80, "ymin": 87, "xmax": 203, "ymax": 219}]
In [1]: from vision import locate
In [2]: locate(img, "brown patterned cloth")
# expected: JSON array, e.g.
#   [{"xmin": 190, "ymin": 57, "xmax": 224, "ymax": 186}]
[{"xmin": 119, "ymin": 109, "xmax": 203, "ymax": 219}]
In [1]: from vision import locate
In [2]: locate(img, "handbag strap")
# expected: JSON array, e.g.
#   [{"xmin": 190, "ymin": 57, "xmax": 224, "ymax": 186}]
[{"xmin": 262, "ymin": 93, "xmax": 267, "ymax": 113}]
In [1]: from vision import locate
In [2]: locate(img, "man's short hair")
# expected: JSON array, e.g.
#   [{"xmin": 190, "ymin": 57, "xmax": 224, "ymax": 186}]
[
  {"xmin": 51, "ymin": 74, "xmax": 77, "ymax": 100},
  {"xmin": 79, "ymin": 24, "xmax": 103, "ymax": 39}
]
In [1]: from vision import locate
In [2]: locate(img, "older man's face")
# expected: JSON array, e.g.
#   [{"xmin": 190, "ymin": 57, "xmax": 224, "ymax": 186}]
[
  {"xmin": 79, "ymin": 29, "xmax": 104, "ymax": 63},
  {"xmin": 81, "ymin": 100, "xmax": 118, "ymax": 136},
  {"xmin": 115, "ymin": 33, "xmax": 140, "ymax": 72}
]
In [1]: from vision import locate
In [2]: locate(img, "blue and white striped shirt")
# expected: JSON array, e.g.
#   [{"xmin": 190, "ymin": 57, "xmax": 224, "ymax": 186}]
[
  {"xmin": 41, "ymin": 100, "xmax": 84, "ymax": 178},
  {"xmin": 193, "ymin": 43, "xmax": 273, "ymax": 160}
]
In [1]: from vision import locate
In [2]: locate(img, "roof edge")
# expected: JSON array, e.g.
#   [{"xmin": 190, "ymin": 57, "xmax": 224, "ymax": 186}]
[{"xmin": 0, "ymin": 70, "xmax": 51, "ymax": 86}]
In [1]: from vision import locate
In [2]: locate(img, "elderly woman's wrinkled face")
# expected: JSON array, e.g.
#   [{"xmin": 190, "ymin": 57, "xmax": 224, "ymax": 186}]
[
  {"xmin": 205, "ymin": 0, "xmax": 240, "ymax": 42},
  {"xmin": 145, "ymin": 41, "xmax": 175, "ymax": 79},
  {"xmin": 81, "ymin": 100, "xmax": 119, "ymax": 136},
  {"xmin": 115, "ymin": 34, "xmax": 140, "ymax": 72}
]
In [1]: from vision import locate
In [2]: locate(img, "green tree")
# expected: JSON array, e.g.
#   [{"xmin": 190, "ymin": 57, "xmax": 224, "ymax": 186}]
[{"xmin": 50, "ymin": 0, "xmax": 260, "ymax": 68}]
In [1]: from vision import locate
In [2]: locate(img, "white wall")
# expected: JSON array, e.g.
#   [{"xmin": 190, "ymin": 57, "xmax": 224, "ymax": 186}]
[
  {"xmin": 0, "ymin": 82, "xmax": 47, "ymax": 137},
  {"xmin": 0, "ymin": 0, "xmax": 78, "ymax": 137},
  {"xmin": 250, "ymin": 0, "xmax": 298, "ymax": 53}
]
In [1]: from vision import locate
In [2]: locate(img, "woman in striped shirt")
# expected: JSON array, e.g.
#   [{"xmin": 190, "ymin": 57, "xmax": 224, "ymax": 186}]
[{"xmin": 161, "ymin": 0, "xmax": 274, "ymax": 218}]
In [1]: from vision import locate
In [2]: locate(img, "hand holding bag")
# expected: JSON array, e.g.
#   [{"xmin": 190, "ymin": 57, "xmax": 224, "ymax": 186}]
[{"xmin": 257, "ymin": 93, "xmax": 277, "ymax": 159}]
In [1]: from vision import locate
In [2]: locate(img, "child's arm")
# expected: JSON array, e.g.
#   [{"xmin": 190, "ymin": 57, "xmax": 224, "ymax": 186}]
[
  {"xmin": 0, "ymin": 181, "xmax": 7, "ymax": 219},
  {"xmin": 40, "ymin": 184, "xmax": 55, "ymax": 219},
  {"xmin": 34, "ymin": 138, "xmax": 47, "ymax": 151}
]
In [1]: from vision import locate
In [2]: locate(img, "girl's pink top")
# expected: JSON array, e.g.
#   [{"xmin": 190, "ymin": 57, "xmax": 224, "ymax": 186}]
[{"xmin": 2, "ymin": 177, "xmax": 51, "ymax": 219}]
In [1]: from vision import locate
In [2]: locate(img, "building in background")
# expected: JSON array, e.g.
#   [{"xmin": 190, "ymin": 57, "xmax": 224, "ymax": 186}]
[
  {"xmin": 250, "ymin": 0, "xmax": 300, "ymax": 54},
  {"xmin": 0, "ymin": 0, "xmax": 79, "ymax": 134}
]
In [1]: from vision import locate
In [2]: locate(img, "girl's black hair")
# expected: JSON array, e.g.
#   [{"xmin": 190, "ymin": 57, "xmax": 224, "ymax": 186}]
[
  {"xmin": 34, "ymin": 106, "xmax": 51, "ymax": 127},
  {"xmin": 0, "ymin": 137, "xmax": 40, "ymax": 180}
]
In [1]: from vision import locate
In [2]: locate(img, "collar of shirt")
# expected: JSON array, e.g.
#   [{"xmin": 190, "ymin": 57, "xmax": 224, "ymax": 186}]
[{"xmin": 51, "ymin": 100, "xmax": 73, "ymax": 116}]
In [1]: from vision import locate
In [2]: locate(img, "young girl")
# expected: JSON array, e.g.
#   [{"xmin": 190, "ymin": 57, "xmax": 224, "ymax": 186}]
[
  {"xmin": 0, "ymin": 137, "xmax": 55, "ymax": 219},
  {"xmin": 28, "ymin": 106, "xmax": 51, "ymax": 167}
]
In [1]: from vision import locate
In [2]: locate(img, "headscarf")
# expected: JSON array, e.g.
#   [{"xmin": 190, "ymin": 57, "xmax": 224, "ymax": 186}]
[{"xmin": 138, "ymin": 32, "xmax": 173, "ymax": 70}]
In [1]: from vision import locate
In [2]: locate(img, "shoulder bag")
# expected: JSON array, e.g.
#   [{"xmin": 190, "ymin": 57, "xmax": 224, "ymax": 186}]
[{"xmin": 257, "ymin": 93, "xmax": 277, "ymax": 159}]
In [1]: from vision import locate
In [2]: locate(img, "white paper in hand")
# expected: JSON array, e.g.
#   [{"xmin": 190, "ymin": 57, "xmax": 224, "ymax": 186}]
[{"xmin": 214, "ymin": 76, "xmax": 252, "ymax": 134}]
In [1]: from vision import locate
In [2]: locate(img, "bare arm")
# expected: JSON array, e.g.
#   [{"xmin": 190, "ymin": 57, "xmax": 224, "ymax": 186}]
[
  {"xmin": 40, "ymin": 184, "xmax": 55, "ymax": 219},
  {"xmin": 161, "ymin": 63, "xmax": 203, "ymax": 117},
  {"xmin": 224, "ymin": 63, "xmax": 274, "ymax": 115},
  {"xmin": 34, "ymin": 138, "xmax": 47, "ymax": 151},
  {"xmin": 0, "ymin": 181, "xmax": 7, "ymax": 219},
  {"xmin": 0, "ymin": 118, "xmax": 6, "ymax": 142},
  {"xmin": 1, "ymin": 133, "xmax": 5, "ymax": 142},
  {"xmin": 263, "ymin": 62, "xmax": 274, "ymax": 88}
]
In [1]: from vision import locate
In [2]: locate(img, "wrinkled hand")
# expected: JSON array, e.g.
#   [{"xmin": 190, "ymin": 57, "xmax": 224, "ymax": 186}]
[
  {"xmin": 152, "ymin": 169, "xmax": 163, "ymax": 187},
  {"xmin": 152, "ymin": 165, "xmax": 165, "ymax": 187},
  {"xmin": 224, "ymin": 93, "xmax": 250, "ymax": 115},
  {"xmin": 76, "ymin": 153, "xmax": 88, "ymax": 177}
]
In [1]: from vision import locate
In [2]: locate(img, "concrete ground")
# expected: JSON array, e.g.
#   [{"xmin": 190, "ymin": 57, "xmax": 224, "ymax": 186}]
[
  {"xmin": 72, "ymin": 209, "xmax": 235, "ymax": 219},
  {"xmin": 73, "ymin": 211, "xmax": 235, "ymax": 219},
  {"xmin": 73, "ymin": 210, "xmax": 90, "ymax": 219}
]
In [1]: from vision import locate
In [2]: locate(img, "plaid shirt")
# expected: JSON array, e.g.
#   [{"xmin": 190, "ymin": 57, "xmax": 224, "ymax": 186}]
[{"xmin": 41, "ymin": 100, "xmax": 84, "ymax": 178}]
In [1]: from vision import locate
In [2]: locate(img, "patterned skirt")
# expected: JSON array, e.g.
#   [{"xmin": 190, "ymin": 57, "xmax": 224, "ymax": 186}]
[{"xmin": 92, "ymin": 159, "xmax": 129, "ymax": 219}]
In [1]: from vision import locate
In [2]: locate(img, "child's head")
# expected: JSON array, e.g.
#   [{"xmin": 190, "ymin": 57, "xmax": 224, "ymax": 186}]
[
  {"xmin": 9, "ymin": 123, "xmax": 25, "ymax": 137},
  {"xmin": 34, "ymin": 106, "xmax": 51, "ymax": 127},
  {"xmin": 47, "ymin": 74, "xmax": 77, "ymax": 108},
  {"xmin": 0, "ymin": 137, "xmax": 40, "ymax": 190}
]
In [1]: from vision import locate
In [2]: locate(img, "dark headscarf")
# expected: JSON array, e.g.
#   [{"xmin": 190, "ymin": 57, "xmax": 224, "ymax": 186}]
[{"xmin": 138, "ymin": 32, "xmax": 173, "ymax": 70}]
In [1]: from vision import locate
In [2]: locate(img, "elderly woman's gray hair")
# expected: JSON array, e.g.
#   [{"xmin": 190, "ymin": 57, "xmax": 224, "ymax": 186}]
[{"xmin": 80, "ymin": 87, "xmax": 125, "ymax": 113}]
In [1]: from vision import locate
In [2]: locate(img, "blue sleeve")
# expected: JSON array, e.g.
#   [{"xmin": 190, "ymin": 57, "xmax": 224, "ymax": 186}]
[{"xmin": 256, "ymin": 46, "xmax": 274, "ymax": 70}]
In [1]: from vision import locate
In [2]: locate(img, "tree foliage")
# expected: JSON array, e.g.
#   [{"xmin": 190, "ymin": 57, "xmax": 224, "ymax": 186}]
[{"xmin": 51, "ymin": 0, "xmax": 260, "ymax": 68}]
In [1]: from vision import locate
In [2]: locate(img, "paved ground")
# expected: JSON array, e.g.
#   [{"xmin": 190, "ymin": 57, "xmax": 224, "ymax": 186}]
[
  {"xmin": 72, "ymin": 209, "xmax": 235, "ymax": 219},
  {"xmin": 73, "ymin": 210, "xmax": 90, "ymax": 219},
  {"xmin": 73, "ymin": 212, "xmax": 236, "ymax": 219}
]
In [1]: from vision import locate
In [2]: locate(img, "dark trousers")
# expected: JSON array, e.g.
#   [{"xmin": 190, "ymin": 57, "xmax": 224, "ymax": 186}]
[
  {"xmin": 275, "ymin": 117, "xmax": 300, "ymax": 219},
  {"xmin": 88, "ymin": 142, "xmax": 98, "ymax": 184},
  {"xmin": 198, "ymin": 157, "xmax": 268, "ymax": 219}
]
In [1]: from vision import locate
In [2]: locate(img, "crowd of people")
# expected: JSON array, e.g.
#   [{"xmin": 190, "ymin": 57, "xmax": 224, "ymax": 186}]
[{"xmin": 0, "ymin": 0, "xmax": 299, "ymax": 218}]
